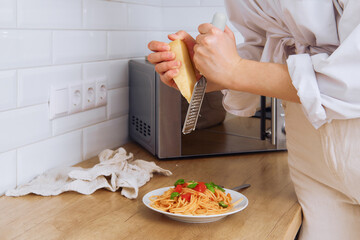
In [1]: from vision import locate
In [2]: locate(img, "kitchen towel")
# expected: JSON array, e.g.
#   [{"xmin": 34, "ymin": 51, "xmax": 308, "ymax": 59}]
[{"xmin": 5, "ymin": 147, "xmax": 172, "ymax": 199}]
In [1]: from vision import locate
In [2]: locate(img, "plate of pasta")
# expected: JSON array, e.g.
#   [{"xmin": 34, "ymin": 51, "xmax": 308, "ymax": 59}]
[{"xmin": 142, "ymin": 179, "xmax": 248, "ymax": 223}]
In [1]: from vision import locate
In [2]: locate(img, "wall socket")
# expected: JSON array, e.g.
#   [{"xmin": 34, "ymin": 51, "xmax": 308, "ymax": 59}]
[
  {"xmin": 49, "ymin": 79, "xmax": 107, "ymax": 120},
  {"xmin": 96, "ymin": 79, "xmax": 107, "ymax": 107},
  {"xmin": 83, "ymin": 81, "xmax": 96, "ymax": 110},
  {"xmin": 68, "ymin": 84, "xmax": 82, "ymax": 114}
]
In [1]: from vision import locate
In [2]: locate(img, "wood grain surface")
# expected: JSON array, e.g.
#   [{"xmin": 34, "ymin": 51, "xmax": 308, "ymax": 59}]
[{"xmin": 0, "ymin": 142, "xmax": 302, "ymax": 240}]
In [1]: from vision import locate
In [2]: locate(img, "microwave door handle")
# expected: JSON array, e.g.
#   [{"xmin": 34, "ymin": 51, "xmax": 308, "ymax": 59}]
[
  {"xmin": 260, "ymin": 96, "xmax": 266, "ymax": 140},
  {"xmin": 271, "ymin": 98, "xmax": 277, "ymax": 146}
]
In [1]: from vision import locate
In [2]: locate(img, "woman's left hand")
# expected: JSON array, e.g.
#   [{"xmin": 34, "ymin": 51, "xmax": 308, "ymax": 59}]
[{"xmin": 194, "ymin": 24, "xmax": 242, "ymax": 92}]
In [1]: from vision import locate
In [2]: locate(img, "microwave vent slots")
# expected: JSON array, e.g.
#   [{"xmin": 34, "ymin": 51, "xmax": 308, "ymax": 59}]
[{"xmin": 131, "ymin": 115, "xmax": 151, "ymax": 138}]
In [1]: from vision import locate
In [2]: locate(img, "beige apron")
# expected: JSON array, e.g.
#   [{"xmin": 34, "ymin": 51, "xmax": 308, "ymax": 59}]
[{"xmin": 284, "ymin": 101, "xmax": 360, "ymax": 240}]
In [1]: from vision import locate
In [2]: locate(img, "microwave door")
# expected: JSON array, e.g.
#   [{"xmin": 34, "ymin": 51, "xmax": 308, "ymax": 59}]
[{"xmin": 181, "ymin": 95, "xmax": 281, "ymax": 157}]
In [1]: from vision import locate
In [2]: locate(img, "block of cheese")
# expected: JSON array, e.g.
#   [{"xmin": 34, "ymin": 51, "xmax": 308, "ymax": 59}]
[{"xmin": 169, "ymin": 39, "xmax": 197, "ymax": 103}]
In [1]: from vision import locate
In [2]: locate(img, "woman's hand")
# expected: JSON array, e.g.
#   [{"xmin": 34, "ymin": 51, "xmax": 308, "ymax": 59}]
[
  {"xmin": 147, "ymin": 31, "xmax": 200, "ymax": 89},
  {"xmin": 194, "ymin": 24, "xmax": 242, "ymax": 91}
]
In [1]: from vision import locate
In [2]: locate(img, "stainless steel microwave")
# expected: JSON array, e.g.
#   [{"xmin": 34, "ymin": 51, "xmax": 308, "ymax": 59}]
[{"xmin": 129, "ymin": 59, "xmax": 286, "ymax": 159}]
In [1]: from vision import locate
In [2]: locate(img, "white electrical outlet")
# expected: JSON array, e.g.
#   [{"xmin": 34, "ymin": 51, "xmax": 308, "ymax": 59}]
[
  {"xmin": 68, "ymin": 83, "xmax": 82, "ymax": 114},
  {"xmin": 49, "ymin": 79, "xmax": 106, "ymax": 119},
  {"xmin": 49, "ymin": 86, "xmax": 69, "ymax": 119},
  {"xmin": 83, "ymin": 81, "xmax": 96, "ymax": 110},
  {"xmin": 95, "ymin": 79, "xmax": 107, "ymax": 107}
]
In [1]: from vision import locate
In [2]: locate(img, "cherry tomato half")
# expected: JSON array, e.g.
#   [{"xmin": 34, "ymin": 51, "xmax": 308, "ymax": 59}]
[
  {"xmin": 174, "ymin": 184, "xmax": 183, "ymax": 193},
  {"xmin": 194, "ymin": 182, "xmax": 206, "ymax": 193},
  {"xmin": 181, "ymin": 193, "xmax": 192, "ymax": 201}
]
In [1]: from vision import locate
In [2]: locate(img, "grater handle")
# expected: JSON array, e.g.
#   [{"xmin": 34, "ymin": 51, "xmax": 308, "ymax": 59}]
[{"xmin": 211, "ymin": 12, "xmax": 227, "ymax": 31}]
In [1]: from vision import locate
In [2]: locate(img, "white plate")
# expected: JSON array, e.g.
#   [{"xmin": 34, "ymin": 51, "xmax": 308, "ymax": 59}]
[{"xmin": 142, "ymin": 186, "xmax": 248, "ymax": 223}]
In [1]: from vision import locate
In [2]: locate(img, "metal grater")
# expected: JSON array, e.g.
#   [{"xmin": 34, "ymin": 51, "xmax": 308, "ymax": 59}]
[
  {"xmin": 182, "ymin": 12, "xmax": 227, "ymax": 135},
  {"xmin": 182, "ymin": 76, "xmax": 207, "ymax": 134}
]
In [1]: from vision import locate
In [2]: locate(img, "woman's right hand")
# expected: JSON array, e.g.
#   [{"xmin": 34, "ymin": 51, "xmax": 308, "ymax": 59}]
[{"xmin": 147, "ymin": 31, "xmax": 199, "ymax": 89}]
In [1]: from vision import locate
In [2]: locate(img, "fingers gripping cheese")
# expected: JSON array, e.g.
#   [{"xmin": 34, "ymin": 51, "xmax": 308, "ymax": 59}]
[{"xmin": 169, "ymin": 39, "xmax": 197, "ymax": 103}]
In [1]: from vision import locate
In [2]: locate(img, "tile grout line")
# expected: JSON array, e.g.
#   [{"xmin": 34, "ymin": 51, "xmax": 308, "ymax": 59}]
[
  {"xmin": 15, "ymin": 0, "xmax": 18, "ymax": 28},
  {"xmin": 0, "ymin": 57, "xmax": 136, "ymax": 72},
  {"xmin": 16, "ymin": 70, "xmax": 20, "ymax": 109},
  {"xmin": 15, "ymin": 148, "xmax": 18, "ymax": 187}
]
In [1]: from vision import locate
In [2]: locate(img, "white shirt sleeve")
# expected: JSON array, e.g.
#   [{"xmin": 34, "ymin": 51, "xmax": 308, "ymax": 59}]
[
  {"xmin": 223, "ymin": 1, "xmax": 266, "ymax": 117},
  {"xmin": 287, "ymin": 0, "xmax": 360, "ymax": 129}
]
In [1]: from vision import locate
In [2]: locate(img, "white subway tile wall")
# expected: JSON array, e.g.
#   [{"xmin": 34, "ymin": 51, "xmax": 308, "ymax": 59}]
[
  {"xmin": 162, "ymin": 0, "xmax": 201, "ymax": 7},
  {"xmin": 0, "ymin": 70, "xmax": 17, "ymax": 111},
  {"xmin": 83, "ymin": 115, "xmax": 128, "ymax": 160},
  {"xmin": 0, "ymin": 0, "xmax": 242, "ymax": 195},
  {"xmin": 0, "ymin": 0, "xmax": 17, "ymax": 28},
  {"xmin": 116, "ymin": 0, "xmax": 161, "ymax": 5},
  {"xmin": 107, "ymin": 87, "xmax": 129, "ymax": 119},
  {"xmin": 18, "ymin": 0, "xmax": 82, "ymax": 29},
  {"xmin": 83, "ymin": 60, "xmax": 129, "ymax": 90},
  {"xmin": 83, "ymin": 0, "xmax": 128, "ymax": 30},
  {"xmin": 200, "ymin": 0, "xmax": 224, "ymax": 7},
  {"xmin": 17, "ymin": 130, "xmax": 82, "ymax": 185},
  {"xmin": 108, "ymin": 31, "xmax": 147, "ymax": 59},
  {"xmin": 0, "ymin": 30, "xmax": 52, "ymax": 70},
  {"xmin": 0, "ymin": 0, "xmax": 16, "ymax": 27},
  {"xmin": 52, "ymin": 107, "xmax": 107, "ymax": 136},
  {"xmin": 18, "ymin": 64, "xmax": 82, "ymax": 107},
  {"xmin": 162, "ymin": 6, "xmax": 227, "ymax": 32},
  {"xmin": 53, "ymin": 31, "xmax": 107, "ymax": 64},
  {"xmin": 0, "ymin": 104, "xmax": 52, "ymax": 153},
  {"xmin": 0, "ymin": 151, "xmax": 16, "ymax": 195},
  {"xmin": 127, "ymin": 4, "xmax": 162, "ymax": 30}
]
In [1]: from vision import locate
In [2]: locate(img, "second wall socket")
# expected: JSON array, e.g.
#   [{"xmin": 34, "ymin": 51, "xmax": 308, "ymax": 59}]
[{"xmin": 83, "ymin": 81, "xmax": 96, "ymax": 110}]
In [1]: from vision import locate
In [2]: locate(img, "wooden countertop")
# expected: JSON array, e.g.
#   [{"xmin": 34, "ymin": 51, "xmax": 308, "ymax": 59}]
[{"xmin": 0, "ymin": 142, "xmax": 302, "ymax": 240}]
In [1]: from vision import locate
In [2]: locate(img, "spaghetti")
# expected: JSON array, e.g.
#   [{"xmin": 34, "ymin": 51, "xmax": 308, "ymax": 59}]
[{"xmin": 150, "ymin": 179, "xmax": 241, "ymax": 215}]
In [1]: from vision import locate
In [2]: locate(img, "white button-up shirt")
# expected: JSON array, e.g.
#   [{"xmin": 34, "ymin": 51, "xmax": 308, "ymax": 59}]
[{"xmin": 222, "ymin": 0, "xmax": 360, "ymax": 129}]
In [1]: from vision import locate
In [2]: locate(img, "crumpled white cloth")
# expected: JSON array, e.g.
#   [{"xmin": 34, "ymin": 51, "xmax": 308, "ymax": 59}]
[{"xmin": 5, "ymin": 147, "xmax": 172, "ymax": 199}]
